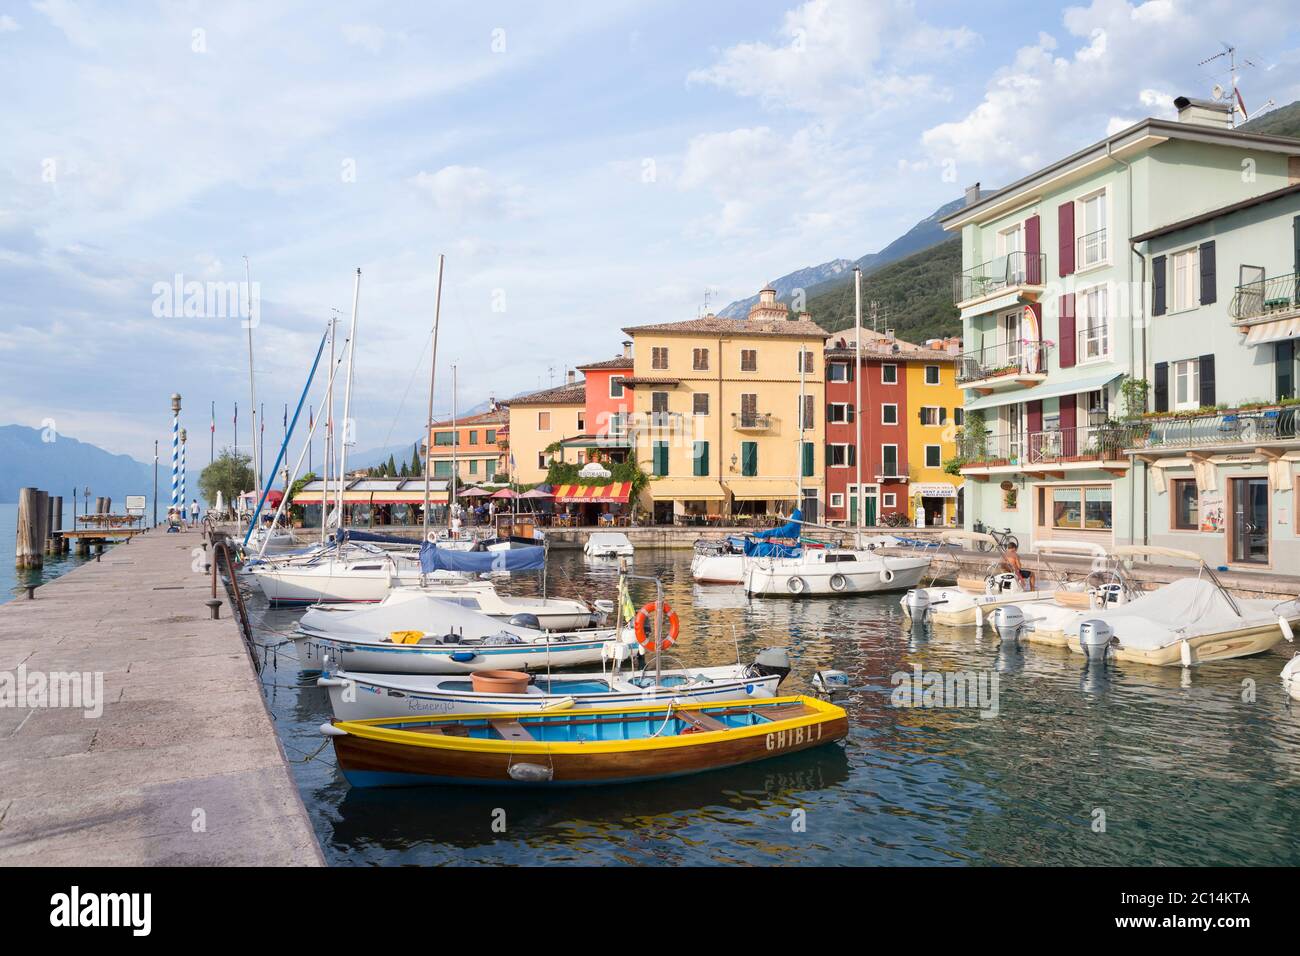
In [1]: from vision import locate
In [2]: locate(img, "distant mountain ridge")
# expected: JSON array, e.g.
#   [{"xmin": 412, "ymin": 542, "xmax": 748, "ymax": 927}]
[
  {"xmin": 716, "ymin": 195, "xmax": 973, "ymax": 318},
  {"xmin": 0, "ymin": 424, "xmax": 152, "ymax": 503},
  {"xmin": 1240, "ymin": 98, "xmax": 1300, "ymax": 139}
]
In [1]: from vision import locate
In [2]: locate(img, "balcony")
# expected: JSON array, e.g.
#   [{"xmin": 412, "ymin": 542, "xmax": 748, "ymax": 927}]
[
  {"xmin": 956, "ymin": 339, "xmax": 1052, "ymax": 391},
  {"xmin": 630, "ymin": 411, "xmax": 686, "ymax": 430},
  {"xmin": 870, "ymin": 460, "xmax": 908, "ymax": 482},
  {"xmin": 1076, "ymin": 227, "xmax": 1108, "ymax": 271},
  {"xmin": 954, "ymin": 426, "xmax": 1129, "ymax": 476},
  {"xmin": 1230, "ymin": 272, "xmax": 1300, "ymax": 327},
  {"xmin": 1119, "ymin": 406, "xmax": 1300, "ymax": 455},
  {"xmin": 953, "ymin": 251, "xmax": 1046, "ymax": 306},
  {"xmin": 732, "ymin": 412, "xmax": 776, "ymax": 432}
]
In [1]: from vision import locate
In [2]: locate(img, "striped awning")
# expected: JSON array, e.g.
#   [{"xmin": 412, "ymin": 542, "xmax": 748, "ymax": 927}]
[
  {"xmin": 292, "ymin": 490, "xmax": 448, "ymax": 505},
  {"xmin": 1243, "ymin": 316, "xmax": 1300, "ymax": 346},
  {"xmin": 553, "ymin": 482, "xmax": 632, "ymax": 503}
]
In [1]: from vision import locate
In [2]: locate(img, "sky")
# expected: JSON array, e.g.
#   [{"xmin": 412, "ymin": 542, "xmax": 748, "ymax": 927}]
[{"xmin": 3, "ymin": 0, "xmax": 1300, "ymax": 465}]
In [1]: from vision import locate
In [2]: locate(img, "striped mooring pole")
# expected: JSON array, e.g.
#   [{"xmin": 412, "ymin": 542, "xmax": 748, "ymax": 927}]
[
  {"xmin": 180, "ymin": 428, "xmax": 187, "ymax": 511},
  {"xmin": 170, "ymin": 393, "xmax": 182, "ymax": 514}
]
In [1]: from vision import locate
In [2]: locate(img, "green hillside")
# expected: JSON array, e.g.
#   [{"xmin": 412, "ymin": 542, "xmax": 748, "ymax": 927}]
[
  {"xmin": 807, "ymin": 237, "xmax": 961, "ymax": 343},
  {"xmin": 1240, "ymin": 99, "xmax": 1300, "ymax": 139}
]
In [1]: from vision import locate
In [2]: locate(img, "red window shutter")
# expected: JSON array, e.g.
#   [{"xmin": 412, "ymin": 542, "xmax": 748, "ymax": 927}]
[
  {"xmin": 1025, "ymin": 214, "xmax": 1041, "ymax": 284},
  {"xmin": 1058, "ymin": 294, "xmax": 1076, "ymax": 369},
  {"xmin": 1058, "ymin": 201, "xmax": 1075, "ymax": 276},
  {"xmin": 1059, "ymin": 397, "xmax": 1077, "ymax": 457},
  {"xmin": 1026, "ymin": 400, "xmax": 1042, "ymax": 434}
]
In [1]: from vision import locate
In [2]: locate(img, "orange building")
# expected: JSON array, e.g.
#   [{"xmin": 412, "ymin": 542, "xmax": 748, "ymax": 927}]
[
  {"xmin": 423, "ymin": 403, "xmax": 508, "ymax": 485},
  {"xmin": 554, "ymin": 345, "xmax": 635, "ymax": 466}
]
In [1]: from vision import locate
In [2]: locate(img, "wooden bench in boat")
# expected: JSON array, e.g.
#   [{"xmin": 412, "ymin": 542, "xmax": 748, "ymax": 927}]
[
  {"xmin": 753, "ymin": 703, "xmax": 819, "ymax": 721},
  {"xmin": 676, "ymin": 709, "xmax": 727, "ymax": 732},
  {"xmin": 488, "ymin": 718, "xmax": 536, "ymax": 742}
]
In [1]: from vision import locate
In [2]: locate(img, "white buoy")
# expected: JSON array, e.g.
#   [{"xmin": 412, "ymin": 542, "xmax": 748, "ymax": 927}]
[{"xmin": 1281, "ymin": 654, "xmax": 1300, "ymax": 701}]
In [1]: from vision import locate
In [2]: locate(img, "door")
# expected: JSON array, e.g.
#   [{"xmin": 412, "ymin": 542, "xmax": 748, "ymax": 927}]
[{"xmin": 1231, "ymin": 477, "xmax": 1269, "ymax": 564}]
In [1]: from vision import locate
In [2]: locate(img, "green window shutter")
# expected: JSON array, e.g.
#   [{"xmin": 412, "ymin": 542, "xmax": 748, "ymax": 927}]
[
  {"xmin": 848, "ymin": 444, "xmax": 856, "ymax": 467},
  {"xmin": 742, "ymin": 441, "xmax": 758, "ymax": 476},
  {"xmin": 693, "ymin": 441, "xmax": 709, "ymax": 476},
  {"xmin": 654, "ymin": 441, "xmax": 669, "ymax": 476},
  {"xmin": 802, "ymin": 441, "xmax": 814, "ymax": 477}
]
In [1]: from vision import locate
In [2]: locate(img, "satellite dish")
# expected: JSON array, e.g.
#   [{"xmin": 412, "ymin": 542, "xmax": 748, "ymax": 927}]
[{"xmin": 1211, "ymin": 83, "xmax": 1225, "ymax": 100}]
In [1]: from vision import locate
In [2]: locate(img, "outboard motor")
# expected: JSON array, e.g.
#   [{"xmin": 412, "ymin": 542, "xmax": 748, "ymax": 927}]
[
  {"xmin": 811, "ymin": 669, "xmax": 851, "ymax": 697},
  {"xmin": 989, "ymin": 604, "xmax": 1024, "ymax": 643},
  {"xmin": 751, "ymin": 647, "xmax": 792, "ymax": 684},
  {"xmin": 903, "ymin": 589, "xmax": 931, "ymax": 623},
  {"xmin": 508, "ymin": 612, "xmax": 542, "ymax": 631},
  {"xmin": 1078, "ymin": 619, "xmax": 1114, "ymax": 661}
]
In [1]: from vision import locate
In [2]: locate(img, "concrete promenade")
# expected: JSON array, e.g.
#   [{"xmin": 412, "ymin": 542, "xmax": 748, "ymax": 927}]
[{"xmin": 0, "ymin": 528, "xmax": 322, "ymax": 866}]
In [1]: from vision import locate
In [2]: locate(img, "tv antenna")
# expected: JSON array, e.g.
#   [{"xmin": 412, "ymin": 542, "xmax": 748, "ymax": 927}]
[{"xmin": 1200, "ymin": 43, "xmax": 1271, "ymax": 126}]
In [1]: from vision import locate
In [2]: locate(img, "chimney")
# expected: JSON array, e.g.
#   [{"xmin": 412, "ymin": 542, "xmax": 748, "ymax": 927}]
[
  {"xmin": 1173, "ymin": 96, "xmax": 1233, "ymax": 129},
  {"xmin": 964, "ymin": 182, "xmax": 981, "ymax": 206},
  {"xmin": 795, "ymin": 310, "xmax": 812, "ymax": 323},
  {"xmin": 622, "ymin": 340, "xmax": 632, "ymax": 359},
  {"xmin": 566, "ymin": 369, "xmax": 575, "ymax": 385},
  {"xmin": 885, "ymin": 328, "xmax": 895, "ymax": 342}
]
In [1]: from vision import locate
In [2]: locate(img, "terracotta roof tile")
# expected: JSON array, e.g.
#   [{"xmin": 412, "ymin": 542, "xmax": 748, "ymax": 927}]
[
  {"xmin": 622, "ymin": 315, "xmax": 830, "ymax": 339},
  {"xmin": 508, "ymin": 381, "xmax": 586, "ymax": 406},
  {"xmin": 576, "ymin": 355, "xmax": 635, "ymax": 371}
]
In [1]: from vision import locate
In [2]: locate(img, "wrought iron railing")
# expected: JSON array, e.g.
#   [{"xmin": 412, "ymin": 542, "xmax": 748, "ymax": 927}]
[
  {"xmin": 731, "ymin": 412, "xmax": 775, "ymax": 430},
  {"xmin": 1077, "ymin": 322, "xmax": 1110, "ymax": 363},
  {"xmin": 630, "ymin": 411, "xmax": 685, "ymax": 430},
  {"xmin": 954, "ymin": 426, "xmax": 1128, "ymax": 466},
  {"xmin": 953, "ymin": 251, "xmax": 1046, "ymax": 303},
  {"xmin": 1117, "ymin": 407, "xmax": 1299, "ymax": 451},
  {"xmin": 1230, "ymin": 272, "xmax": 1300, "ymax": 324},
  {"xmin": 1076, "ymin": 227, "xmax": 1108, "ymax": 269},
  {"xmin": 956, "ymin": 339, "xmax": 1052, "ymax": 384},
  {"xmin": 871, "ymin": 459, "xmax": 906, "ymax": 480}
]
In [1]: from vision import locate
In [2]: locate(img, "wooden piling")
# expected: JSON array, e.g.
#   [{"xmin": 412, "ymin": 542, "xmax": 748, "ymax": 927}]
[
  {"xmin": 51, "ymin": 496, "xmax": 65, "ymax": 552},
  {"xmin": 17, "ymin": 488, "xmax": 44, "ymax": 569}
]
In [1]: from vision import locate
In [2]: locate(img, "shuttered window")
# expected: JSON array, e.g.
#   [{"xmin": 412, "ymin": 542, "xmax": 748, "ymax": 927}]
[
  {"xmin": 651, "ymin": 347, "xmax": 669, "ymax": 370},
  {"xmin": 692, "ymin": 441, "xmax": 709, "ymax": 476},
  {"xmin": 802, "ymin": 441, "xmax": 815, "ymax": 477},
  {"xmin": 741, "ymin": 442, "xmax": 758, "ymax": 476},
  {"xmin": 653, "ymin": 441, "xmax": 669, "ymax": 476},
  {"xmin": 740, "ymin": 349, "xmax": 757, "ymax": 372},
  {"xmin": 692, "ymin": 348, "xmax": 709, "ymax": 371}
]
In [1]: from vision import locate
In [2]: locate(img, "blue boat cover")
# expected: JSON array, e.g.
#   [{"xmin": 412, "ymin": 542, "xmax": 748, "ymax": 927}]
[
  {"xmin": 342, "ymin": 529, "xmax": 417, "ymax": 546},
  {"xmin": 743, "ymin": 539, "xmax": 802, "ymax": 558},
  {"xmin": 419, "ymin": 541, "xmax": 546, "ymax": 574},
  {"xmin": 749, "ymin": 508, "xmax": 802, "ymax": 541}
]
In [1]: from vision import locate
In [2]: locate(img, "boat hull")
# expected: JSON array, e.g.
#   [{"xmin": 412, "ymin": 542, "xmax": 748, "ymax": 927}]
[
  {"xmin": 1066, "ymin": 621, "xmax": 1290, "ymax": 666},
  {"xmin": 329, "ymin": 697, "xmax": 848, "ymax": 787},
  {"xmin": 691, "ymin": 553, "xmax": 745, "ymax": 585},
  {"xmin": 296, "ymin": 632, "xmax": 635, "ymax": 674},
  {"xmin": 253, "ymin": 565, "xmax": 424, "ymax": 605},
  {"xmin": 900, "ymin": 586, "xmax": 1057, "ymax": 626},
  {"xmin": 746, "ymin": 557, "xmax": 928, "ymax": 597},
  {"xmin": 323, "ymin": 668, "xmax": 783, "ymax": 720}
]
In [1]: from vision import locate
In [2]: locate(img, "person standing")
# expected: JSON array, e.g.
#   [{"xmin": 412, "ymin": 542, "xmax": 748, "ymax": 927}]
[{"xmin": 189, "ymin": 498, "xmax": 200, "ymax": 528}]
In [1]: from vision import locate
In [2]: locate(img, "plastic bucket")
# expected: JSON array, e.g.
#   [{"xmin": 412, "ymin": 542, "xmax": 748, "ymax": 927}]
[{"xmin": 470, "ymin": 670, "xmax": 531, "ymax": 694}]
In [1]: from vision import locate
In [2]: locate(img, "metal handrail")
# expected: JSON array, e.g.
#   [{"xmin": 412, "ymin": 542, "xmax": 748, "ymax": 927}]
[
  {"xmin": 1076, "ymin": 227, "xmax": 1108, "ymax": 269},
  {"xmin": 956, "ymin": 339, "xmax": 1052, "ymax": 383},
  {"xmin": 1116, "ymin": 407, "xmax": 1298, "ymax": 450},
  {"xmin": 1230, "ymin": 271, "xmax": 1300, "ymax": 323},
  {"xmin": 731, "ymin": 412, "xmax": 775, "ymax": 429},
  {"xmin": 953, "ymin": 251, "xmax": 1046, "ymax": 303}
]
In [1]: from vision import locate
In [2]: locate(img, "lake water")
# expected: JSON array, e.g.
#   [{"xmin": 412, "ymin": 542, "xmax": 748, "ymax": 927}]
[
  {"xmin": 244, "ymin": 546, "xmax": 1300, "ymax": 866},
  {"xmin": 0, "ymin": 501, "xmax": 97, "ymax": 604}
]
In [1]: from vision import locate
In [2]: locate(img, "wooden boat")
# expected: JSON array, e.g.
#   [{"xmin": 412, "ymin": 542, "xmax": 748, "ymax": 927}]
[{"xmin": 323, "ymin": 695, "xmax": 848, "ymax": 787}]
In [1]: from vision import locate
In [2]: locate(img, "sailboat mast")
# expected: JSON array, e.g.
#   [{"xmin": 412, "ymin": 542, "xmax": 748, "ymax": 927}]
[
  {"xmin": 336, "ymin": 269, "xmax": 361, "ymax": 543},
  {"xmin": 243, "ymin": 255, "xmax": 259, "ymax": 528},
  {"xmin": 854, "ymin": 267, "xmax": 863, "ymax": 541},
  {"xmin": 321, "ymin": 315, "xmax": 336, "ymax": 547},
  {"xmin": 422, "ymin": 254, "xmax": 445, "ymax": 540},
  {"xmin": 449, "ymin": 362, "xmax": 458, "ymax": 530}
]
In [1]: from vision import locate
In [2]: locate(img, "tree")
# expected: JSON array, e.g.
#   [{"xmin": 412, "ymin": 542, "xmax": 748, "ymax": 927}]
[
  {"xmin": 409, "ymin": 442, "xmax": 422, "ymax": 477},
  {"xmin": 200, "ymin": 448, "xmax": 254, "ymax": 508},
  {"xmin": 386, "ymin": 453, "xmax": 398, "ymax": 477}
]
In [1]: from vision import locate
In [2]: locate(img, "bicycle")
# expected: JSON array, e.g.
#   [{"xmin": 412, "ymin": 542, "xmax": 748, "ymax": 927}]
[{"xmin": 973, "ymin": 525, "xmax": 1018, "ymax": 553}]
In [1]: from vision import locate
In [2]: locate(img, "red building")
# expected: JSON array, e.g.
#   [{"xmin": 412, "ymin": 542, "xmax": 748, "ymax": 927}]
[
  {"xmin": 556, "ymin": 344, "xmax": 635, "ymax": 466},
  {"xmin": 823, "ymin": 330, "xmax": 913, "ymax": 527}
]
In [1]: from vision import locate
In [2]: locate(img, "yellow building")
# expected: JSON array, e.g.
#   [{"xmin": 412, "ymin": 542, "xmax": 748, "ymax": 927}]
[
  {"xmin": 903, "ymin": 343, "xmax": 964, "ymax": 527},
  {"xmin": 505, "ymin": 375, "xmax": 586, "ymax": 485},
  {"xmin": 622, "ymin": 289, "xmax": 828, "ymax": 523}
]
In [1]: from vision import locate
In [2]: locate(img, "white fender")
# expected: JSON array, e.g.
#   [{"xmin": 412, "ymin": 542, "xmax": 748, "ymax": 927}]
[
  {"xmin": 1179, "ymin": 639, "xmax": 1193, "ymax": 668},
  {"xmin": 1280, "ymin": 616, "xmax": 1295, "ymax": 643},
  {"xmin": 319, "ymin": 722, "xmax": 347, "ymax": 737}
]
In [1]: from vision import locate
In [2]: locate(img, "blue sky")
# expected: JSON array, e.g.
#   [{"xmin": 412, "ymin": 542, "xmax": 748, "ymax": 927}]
[{"xmin": 3, "ymin": 0, "xmax": 1299, "ymax": 463}]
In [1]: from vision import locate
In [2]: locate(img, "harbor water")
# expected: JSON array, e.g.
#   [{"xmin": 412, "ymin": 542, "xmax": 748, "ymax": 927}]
[
  {"xmin": 0, "ymin": 502, "xmax": 93, "ymax": 604},
  {"xmin": 249, "ymin": 546, "xmax": 1300, "ymax": 866}
]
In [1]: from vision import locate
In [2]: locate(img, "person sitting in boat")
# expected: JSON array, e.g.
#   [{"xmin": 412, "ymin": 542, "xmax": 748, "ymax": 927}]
[{"xmin": 1000, "ymin": 543, "xmax": 1035, "ymax": 591}]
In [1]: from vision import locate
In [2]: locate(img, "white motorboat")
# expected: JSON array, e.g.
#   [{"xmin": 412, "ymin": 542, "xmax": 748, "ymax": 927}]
[
  {"xmin": 1054, "ymin": 549, "xmax": 1300, "ymax": 667},
  {"xmin": 1282, "ymin": 654, "xmax": 1300, "ymax": 701},
  {"xmin": 988, "ymin": 541, "xmax": 1135, "ymax": 646},
  {"xmin": 247, "ymin": 526, "xmax": 300, "ymax": 553},
  {"xmin": 745, "ymin": 546, "xmax": 929, "ymax": 597},
  {"xmin": 299, "ymin": 578, "xmax": 601, "ymax": 633},
  {"xmin": 317, "ymin": 647, "xmax": 793, "ymax": 720},
  {"xmin": 690, "ymin": 536, "xmax": 748, "ymax": 584},
  {"xmin": 294, "ymin": 596, "xmax": 639, "ymax": 673},
  {"xmin": 900, "ymin": 530, "xmax": 1059, "ymax": 626},
  {"xmin": 584, "ymin": 531, "xmax": 634, "ymax": 559}
]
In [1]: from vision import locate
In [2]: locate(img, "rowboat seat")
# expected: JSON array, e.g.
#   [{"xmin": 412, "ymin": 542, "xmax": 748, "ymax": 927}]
[
  {"xmin": 755, "ymin": 703, "xmax": 818, "ymax": 721},
  {"xmin": 676, "ymin": 710, "xmax": 726, "ymax": 733},
  {"xmin": 489, "ymin": 719, "xmax": 535, "ymax": 742}
]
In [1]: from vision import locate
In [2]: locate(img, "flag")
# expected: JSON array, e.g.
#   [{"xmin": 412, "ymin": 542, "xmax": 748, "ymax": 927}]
[
  {"xmin": 210, "ymin": 401, "xmax": 215, "ymax": 433},
  {"xmin": 283, "ymin": 403, "xmax": 288, "ymax": 429},
  {"xmin": 618, "ymin": 575, "xmax": 636, "ymax": 624},
  {"xmin": 1235, "ymin": 86, "xmax": 1249, "ymax": 120}
]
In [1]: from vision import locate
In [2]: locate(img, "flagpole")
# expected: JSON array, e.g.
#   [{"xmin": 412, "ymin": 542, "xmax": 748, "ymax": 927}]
[
  {"xmin": 210, "ymin": 401, "xmax": 215, "ymax": 464},
  {"xmin": 854, "ymin": 267, "xmax": 863, "ymax": 542}
]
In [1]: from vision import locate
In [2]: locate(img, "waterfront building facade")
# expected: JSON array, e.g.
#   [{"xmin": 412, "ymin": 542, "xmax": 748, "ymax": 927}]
[
  {"xmin": 505, "ymin": 376, "xmax": 587, "ymax": 485},
  {"xmin": 947, "ymin": 96, "xmax": 1300, "ymax": 554},
  {"xmin": 621, "ymin": 289, "xmax": 829, "ymax": 523},
  {"xmin": 423, "ymin": 405, "xmax": 508, "ymax": 486}
]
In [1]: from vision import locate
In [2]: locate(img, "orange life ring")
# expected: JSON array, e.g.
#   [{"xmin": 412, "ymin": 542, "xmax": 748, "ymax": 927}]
[{"xmin": 633, "ymin": 602, "xmax": 679, "ymax": 652}]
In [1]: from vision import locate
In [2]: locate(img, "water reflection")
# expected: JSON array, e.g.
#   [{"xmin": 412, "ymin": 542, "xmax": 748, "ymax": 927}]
[{"xmin": 246, "ymin": 546, "xmax": 1300, "ymax": 866}]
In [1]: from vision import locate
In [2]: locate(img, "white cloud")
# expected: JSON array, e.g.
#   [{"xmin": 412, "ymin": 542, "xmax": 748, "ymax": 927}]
[
  {"xmin": 688, "ymin": 0, "xmax": 975, "ymax": 115},
  {"xmin": 0, "ymin": 15, "xmax": 20, "ymax": 33},
  {"xmin": 409, "ymin": 165, "xmax": 525, "ymax": 221},
  {"xmin": 341, "ymin": 23, "xmax": 386, "ymax": 54}
]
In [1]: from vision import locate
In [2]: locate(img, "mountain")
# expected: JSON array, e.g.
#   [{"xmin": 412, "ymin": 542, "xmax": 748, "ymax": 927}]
[
  {"xmin": 0, "ymin": 424, "xmax": 153, "ymax": 503},
  {"xmin": 717, "ymin": 259, "xmax": 853, "ymax": 318},
  {"xmin": 716, "ymin": 195, "xmax": 973, "ymax": 318},
  {"xmin": 1240, "ymin": 98, "xmax": 1300, "ymax": 138},
  {"xmin": 806, "ymin": 237, "xmax": 962, "ymax": 344}
]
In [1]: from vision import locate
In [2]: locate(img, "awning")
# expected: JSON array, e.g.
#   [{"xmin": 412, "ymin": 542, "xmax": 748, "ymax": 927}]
[
  {"xmin": 959, "ymin": 288, "xmax": 1030, "ymax": 322},
  {"xmin": 553, "ymin": 482, "xmax": 632, "ymax": 503},
  {"xmin": 965, "ymin": 371, "xmax": 1123, "ymax": 411},
  {"xmin": 1243, "ymin": 316, "xmax": 1300, "ymax": 346},
  {"xmin": 292, "ymin": 490, "xmax": 447, "ymax": 505},
  {"xmin": 647, "ymin": 478, "xmax": 727, "ymax": 500},
  {"xmin": 725, "ymin": 479, "xmax": 801, "ymax": 501}
]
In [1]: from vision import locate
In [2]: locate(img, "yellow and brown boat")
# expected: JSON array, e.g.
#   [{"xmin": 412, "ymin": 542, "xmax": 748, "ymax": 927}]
[{"xmin": 323, "ymin": 695, "xmax": 848, "ymax": 787}]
